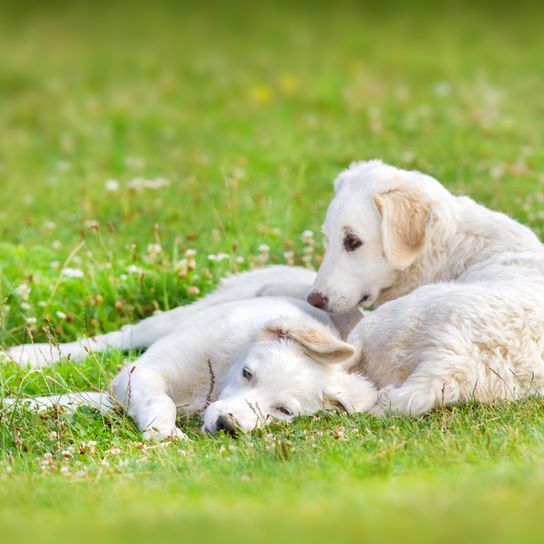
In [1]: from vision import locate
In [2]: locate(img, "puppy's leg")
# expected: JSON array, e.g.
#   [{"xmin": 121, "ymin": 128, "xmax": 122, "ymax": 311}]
[
  {"xmin": 111, "ymin": 364, "xmax": 186, "ymax": 441},
  {"xmin": 374, "ymin": 358, "xmax": 468, "ymax": 416},
  {"xmin": 6, "ymin": 266, "xmax": 315, "ymax": 368}
]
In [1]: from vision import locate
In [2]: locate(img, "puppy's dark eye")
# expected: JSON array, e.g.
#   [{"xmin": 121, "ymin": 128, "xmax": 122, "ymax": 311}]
[
  {"xmin": 242, "ymin": 367, "xmax": 253, "ymax": 381},
  {"xmin": 343, "ymin": 232, "xmax": 363, "ymax": 252},
  {"xmin": 276, "ymin": 406, "xmax": 293, "ymax": 417}
]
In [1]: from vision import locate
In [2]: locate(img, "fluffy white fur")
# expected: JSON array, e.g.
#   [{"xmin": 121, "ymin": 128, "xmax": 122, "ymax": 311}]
[
  {"xmin": 308, "ymin": 160, "xmax": 544, "ymax": 414},
  {"xmin": 7, "ymin": 266, "xmax": 359, "ymax": 368},
  {"xmin": 112, "ymin": 297, "xmax": 375, "ymax": 440},
  {"xmin": 5, "ymin": 267, "xmax": 372, "ymax": 439}
]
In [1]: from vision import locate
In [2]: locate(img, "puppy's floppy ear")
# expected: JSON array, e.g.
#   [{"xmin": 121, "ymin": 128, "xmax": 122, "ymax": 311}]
[
  {"xmin": 373, "ymin": 187, "xmax": 431, "ymax": 270},
  {"xmin": 264, "ymin": 326, "xmax": 355, "ymax": 365},
  {"xmin": 323, "ymin": 372, "xmax": 377, "ymax": 413}
]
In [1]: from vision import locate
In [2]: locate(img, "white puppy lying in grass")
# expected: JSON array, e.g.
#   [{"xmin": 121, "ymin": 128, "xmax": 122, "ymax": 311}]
[
  {"xmin": 307, "ymin": 160, "xmax": 544, "ymax": 415},
  {"xmin": 5, "ymin": 267, "xmax": 374, "ymax": 440}
]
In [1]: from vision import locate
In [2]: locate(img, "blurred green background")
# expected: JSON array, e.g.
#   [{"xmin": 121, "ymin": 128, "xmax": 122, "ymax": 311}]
[{"xmin": 1, "ymin": 1, "xmax": 544, "ymax": 542}]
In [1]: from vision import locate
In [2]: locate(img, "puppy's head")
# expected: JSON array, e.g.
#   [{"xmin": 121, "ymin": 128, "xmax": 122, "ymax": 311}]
[
  {"xmin": 202, "ymin": 318, "xmax": 376, "ymax": 434},
  {"xmin": 307, "ymin": 160, "xmax": 437, "ymax": 313}
]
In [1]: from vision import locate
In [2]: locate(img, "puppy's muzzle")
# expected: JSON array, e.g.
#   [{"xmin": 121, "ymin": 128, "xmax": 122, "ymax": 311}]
[{"xmin": 215, "ymin": 415, "xmax": 238, "ymax": 435}]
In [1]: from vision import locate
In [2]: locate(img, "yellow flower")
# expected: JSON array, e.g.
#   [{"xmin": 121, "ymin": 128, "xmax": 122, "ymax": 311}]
[
  {"xmin": 248, "ymin": 85, "xmax": 273, "ymax": 104},
  {"xmin": 278, "ymin": 73, "xmax": 298, "ymax": 94}
]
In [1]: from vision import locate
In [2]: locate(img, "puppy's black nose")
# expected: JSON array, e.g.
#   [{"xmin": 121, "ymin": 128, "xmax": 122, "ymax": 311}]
[
  {"xmin": 215, "ymin": 415, "xmax": 238, "ymax": 435},
  {"xmin": 307, "ymin": 290, "xmax": 329, "ymax": 309}
]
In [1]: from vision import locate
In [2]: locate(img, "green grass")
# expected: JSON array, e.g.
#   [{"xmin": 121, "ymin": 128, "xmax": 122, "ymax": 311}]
[{"xmin": 2, "ymin": 2, "xmax": 544, "ymax": 542}]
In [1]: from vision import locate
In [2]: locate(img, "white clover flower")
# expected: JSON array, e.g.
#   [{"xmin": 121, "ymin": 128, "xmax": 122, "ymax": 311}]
[
  {"xmin": 21, "ymin": 302, "xmax": 31, "ymax": 311},
  {"xmin": 258, "ymin": 244, "xmax": 270, "ymax": 253},
  {"xmin": 56, "ymin": 311, "xmax": 67, "ymax": 319},
  {"xmin": 50, "ymin": 261, "xmax": 60, "ymax": 269},
  {"xmin": 127, "ymin": 177, "xmax": 171, "ymax": 190},
  {"xmin": 43, "ymin": 220, "xmax": 57, "ymax": 230},
  {"xmin": 235, "ymin": 256, "xmax": 245, "ymax": 264},
  {"xmin": 16, "ymin": 283, "xmax": 31, "ymax": 301},
  {"xmin": 302, "ymin": 230, "xmax": 314, "ymax": 239},
  {"xmin": 207, "ymin": 254, "xmax": 217, "ymax": 261},
  {"xmin": 127, "ymin": 265, "xmax": 143, "ymax": 274},
  {"xmin": 52, "ymin": 240, "xmax": 62, "ymax": 250},
  {"xmin": 25, "ymin": 316, "xmax": 37, "ymax": 325},
  {"xmin": 216, "ymin": 253, "xmax": 230, "ymax": 262},
  {"xmin": 185, "ymin": 249, "xmax": 197, "ymax": 258},
  {"xmin": 62, "ymin": 268, "xmax": 84, "ymax": 278},
  {"xmin": 105, "ymin": 179, "xmax": 120, "ymax": 192},
  {"xmin": 146, "ymin": 243, "xmax": 162, "ymax": 260}
]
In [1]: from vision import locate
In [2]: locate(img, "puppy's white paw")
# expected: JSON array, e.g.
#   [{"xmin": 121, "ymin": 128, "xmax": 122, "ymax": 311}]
[
  {"xmin": 375, "ymin": 385, "xmax": 395, "ymax": 414},
  {"xmin": 6, "ymin": 344, "xmax": 62, "ymax": 368},
  {"xmin": 368, "ymin": 402, "xmax": 386, "ymax": 417},
  {"xmin": 142, "ymin": 427, "xmax": 189, "ymax": 442}
]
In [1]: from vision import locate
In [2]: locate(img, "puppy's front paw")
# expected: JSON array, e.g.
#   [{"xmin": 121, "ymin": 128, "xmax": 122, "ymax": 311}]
[
  {"xmin": 142, "ymin": 426, "xmax": 189, "ymax": 442},
  {"xmin": 368, "ymin": 402, "xmax": 386, "ymax": 417},
  {"xmin": 375, "ymin": 385, "xmax": 395, "ymax": 414}
]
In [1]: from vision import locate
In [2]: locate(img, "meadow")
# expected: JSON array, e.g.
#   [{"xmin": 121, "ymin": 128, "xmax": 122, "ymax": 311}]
[{"xmin": 1, "ymin": 2, "xmax": 544, "ymax": 542}]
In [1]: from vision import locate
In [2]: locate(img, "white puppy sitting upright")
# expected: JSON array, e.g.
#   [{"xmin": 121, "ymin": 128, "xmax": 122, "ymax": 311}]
[{"xmin": 308, "ymin": 160, "xmax": 544, "ymax": 415}]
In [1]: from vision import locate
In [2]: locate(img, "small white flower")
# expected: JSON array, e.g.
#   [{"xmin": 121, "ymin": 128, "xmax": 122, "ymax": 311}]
[
  {"xmin": 235, "ymin": 256, "xmax": 245, "ymax": 264},
  {"xmin": 146, "ymin": 244, "xmax": 162, "ymax": 259},
  {"xmin": 127, "ymin": 177, "xmax": 171, "ymax": 190},
  {"xmin": 16, "ymin": 283, "xmax": 31, "ymax": 301},
  {"xmin": 21, "ymin": 302, "xmax": 31, "ymax": 311},
  {"xmin": 216, "ymin": 253, "xmax": 230, "ymax": 262},
  {"xmin": 50, "ymin": 261, "xmax": 60, "ymax": 269},
  {"xmin": 302, "ymin": 230, "xmax": 314, "ymax": 239},
  {"xmin": 105, "ymin": 179, "xmax": 120, "ymax": 192},
  {"xmin": 52, "ymin": 240, "xmax": 62, "ymax": 250},
  {"xmin": 185, "ymin": 249, "xmax": 197, "ymax": 258},
  {"xmin": 207, "ymin": 254, "xmax": 217, "ymax": 261},
  {"xmin": 127, "ymin": 265, "xmax": 143, "ymax": 274},
  {"xmin": 258, "ymin": 244, "xmax": 270, "ymax": 253},
  {"xmin": 25, "ymin": 316, "xmax": 37, "ymax": 325},
  {"xmin": 43, "ymin": 220, "xmax": 57, "ymax": 230},
  {"xmin": 433, "ymin": 81, "xmax": 451, "ymax": 96},
  {"xmin": 56, "ymin": 311, "xmax": 67, "ymax": 319},
  {"xmin": 62, "ymin": 268, "xmax": 84, "ymax": 278}
]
